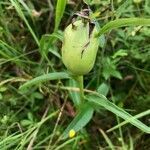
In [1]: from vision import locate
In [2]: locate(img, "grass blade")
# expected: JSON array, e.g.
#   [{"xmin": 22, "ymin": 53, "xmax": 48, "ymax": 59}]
[
  {"xmin": 19, "ymin": 72, "xmax": 70, "ymax": 90},
  {"xmin": 10, "ymin": 0, "xmax": 39, "ymax": 46},
  {"xmin": 62, "ymin": 103, "xmax": 94, "ymax": 139},
  {"xmin": 86, "ymin": 94, "xmax": 150, "ymax": 133},
  {"xmin": 99, "ymin": 129, "xmax": 115, "ymax": 150},
  {"xmin": 96, "ymin": 18, "xmax": 150, "ymax": 37},
  {"xmin": 54, "ymin": 136, "xmax": 81, "ymax": 150},
  {"xmin": 54, "ymin": 0, "xmax": 67, "ymax": 32},
  {"xmin": 107, "ymin": 109, "xmax": 150, "ymax": 132},
  {"xmin": 68, "ymin": 78, "xmax": 81, "ymax": 107}
]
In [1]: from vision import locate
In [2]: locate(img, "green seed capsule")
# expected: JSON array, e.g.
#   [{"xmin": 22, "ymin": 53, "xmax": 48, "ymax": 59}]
[{"xmin": 62, "ymin": 20, "xmax": 99, "ymax": 75}]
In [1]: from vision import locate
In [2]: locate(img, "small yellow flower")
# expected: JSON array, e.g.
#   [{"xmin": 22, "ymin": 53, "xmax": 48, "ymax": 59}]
[{"xmin": 69, "ymin": 129, "xmax": 76, "ymax": 138}]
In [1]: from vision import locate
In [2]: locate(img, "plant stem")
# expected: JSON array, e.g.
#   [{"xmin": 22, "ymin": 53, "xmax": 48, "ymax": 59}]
[{"xmin": 76, "ymin": 76, "xmax": 84, "ymax": 103}]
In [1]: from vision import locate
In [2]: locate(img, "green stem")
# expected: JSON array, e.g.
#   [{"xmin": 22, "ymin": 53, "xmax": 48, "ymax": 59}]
[{"xmin": 76, "ymin": 76, "xmax": 84, "ymax": 103}]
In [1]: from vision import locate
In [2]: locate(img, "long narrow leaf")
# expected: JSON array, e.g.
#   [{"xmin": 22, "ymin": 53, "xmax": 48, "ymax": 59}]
[
  {"xmin": 10, "ymin": 0, "xmax": 39, "ymax": 46},
  {"xmin": 54, "ymin": 0, "xmax": 67, "ymax": 32},
  {"xmin": 86, "ymin": 94, "xmax": 150, "ymax": 133},
  {"xmin": 107, "ymin": 109, "xmax": 150, "ymax": 132},
  {"xmin": 99, "ymin": 129, "xmax": 115, "ymax": 150},
  {"xmin": 68, "ymin": 78, "xmax": 81, "ymax": 107},
  {"xmin": 96, "ymin": 18, "xmax": 150, "ymax": 37},
  {"xmin": 19, "ymin": 72, "xmax": 70, "ymax": 90},
  {"xmin": 62, "ymin": 103, "xmax": 94, "ymax": 139}
]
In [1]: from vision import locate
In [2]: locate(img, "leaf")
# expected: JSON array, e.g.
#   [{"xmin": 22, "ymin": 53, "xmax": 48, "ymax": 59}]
[
  {"xmin": 48, "ymin": 48, "xmax": 61, "ymax": 59},
  {"xmin": 39, "ymin": 33, "xmax": 62, "ymax": 58},
  {"xmin": 54, "ymin": 0, "xmax": 67, "ymax": 32},
  {"xmin": 68, "ymin": 78, "xmax": 81, "ymax": 106},
  {"xmin": 99, "ymin": 34, "xmax": 105, "ymax": 48},
  {"xmin": 107, "ymin": 109, "xmax": 150, "ymax": 132},
  {"xmin": 62, "ymin": 103, "xmax": 94, "ymax": 139},
  {"xmin": 102, "ymin": 57, "xmax": 122, "ymax": 80},
  {"xmin": 86, "ymin": 94, "xmax": 150, "ymax": 133},
  {"xmin": 111, "ymin": 70, "xmax": 122, "ymax": 79},
  {"xmin": 10, "ymin": 0, "xmax": 39, "ymax": 46},
  {"xmin": 19, "ymin": 72, "xmax": 70, "ymax": 90},
  {"xmin": 115, "ymin": 0, "xmax": 132, "ymax": 18},
  {"xmin": 83, "ymin": 0, "xmax": 92, "ymax": 5},
  {"xmin": 99, "ymin": 129, "xmax": 115, "ymax": 150},
  {"xmin": 32, "ymin": 92, "xmax": 43, "ymax": 99},
  {"xmin": 97, "ymin": 82, "xmax": 109, "ymax": 96},
  {"xmin": 20, "ymin": 120, "xmax": 32, "ymax": 126},
  {"xmin": 0, "ymin": 93, "xmax": 2, "ymax": 100},
  {"xmin": 94, "ymin": 18, "xmax": 105, "ymax": 48},
  {"xmin": 112, "ymin": 49, "xmax": 128, "ymax": 59},
  {"xmin": 96, "ymin": 18, "xmax": 150, "ymax": 37}
]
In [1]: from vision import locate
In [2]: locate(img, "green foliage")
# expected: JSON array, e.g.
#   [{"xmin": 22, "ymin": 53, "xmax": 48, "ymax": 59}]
[
  {"xmin": 62, "ymin": 103, "xmax": 94, "ymax": 139},
  {"xmin": 86, "ymin": 94, "xmax": 150, "ymax": 133},
  {"xmin": 19, "ymin": 72, "xmax": 70, "ymax": 90},
  {"xmin": 68, "ymin": 78, "xmax": 81, "ymax": 106},
  {"xmin": 54, "ymin": 0, "xmax": 67, "ymax": 32},
  {"xmin": 97, "ymin": 82, "xmax": 109, "ymax": 96},
  {"xmin": 39, "ymin": 33, "xmax": 62, "ymax": 60},
  {"xmin": 0, "ymin": 0, "xmax": 150, "ymax": 149},
  {"xmin": 10, "ymin": 0, "xmax": 39, "ymax": 46},
  {"xmin": 102, "ymin": 57, "xmax": 122, "ymax": 80},
  {"xmin": 96, "ymin": 18, "xmax": 150, "ymax": 37}
]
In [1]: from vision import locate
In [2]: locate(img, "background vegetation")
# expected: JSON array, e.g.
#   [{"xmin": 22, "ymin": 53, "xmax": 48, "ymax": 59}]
[{"xmin": 0, "ymin": 0, "xmax": 150, "ymax": 149}]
